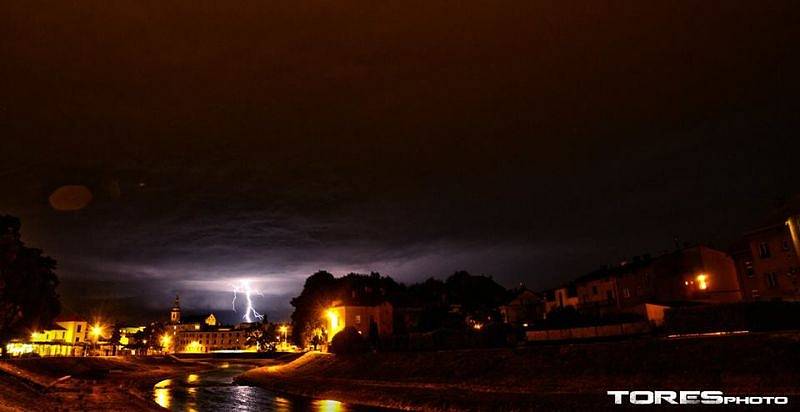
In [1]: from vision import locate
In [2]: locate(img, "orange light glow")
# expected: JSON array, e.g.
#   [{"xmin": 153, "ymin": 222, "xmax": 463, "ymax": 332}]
[
  {"xmin": 696, "ymin": 274, "xmax": 709, "ymax": 290},
  {"xmin": 160, "ymin": 334, "xmax": 172, "ymax": 349},
  {"xmin": 91, "ymin": 324, "xmax": 104, "ymax": 340}
]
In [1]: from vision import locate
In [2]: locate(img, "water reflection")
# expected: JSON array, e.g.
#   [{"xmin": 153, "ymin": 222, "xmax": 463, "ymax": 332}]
[
  {"xmin": 154, "ymin": 387, "xmax": 171, "ymax": 409},
  {"xmin": 314, "ymin": 399, "xmax": 344, "ymax": 412},
  {"xmin": 153, "ymin": 364, "xmax": 380, "ymax": 411}
]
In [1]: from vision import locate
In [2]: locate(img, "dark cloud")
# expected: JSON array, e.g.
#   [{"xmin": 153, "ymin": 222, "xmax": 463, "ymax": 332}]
[{"xmin": 2, "ymin": 1, "xmax": 799, "ymax": 321}]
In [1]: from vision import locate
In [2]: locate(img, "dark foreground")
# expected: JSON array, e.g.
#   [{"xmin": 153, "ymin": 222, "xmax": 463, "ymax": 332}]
[
  {"xmin": 1, "ymin": 333, "xmax": 798, "ymax": 411},
  {"xmin": 238, "ymin": 332, "xmax": 800, "ymax": 411}
]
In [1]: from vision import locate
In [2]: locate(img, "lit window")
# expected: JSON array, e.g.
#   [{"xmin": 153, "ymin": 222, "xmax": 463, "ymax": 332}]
[
  {"xmin": 696, "ymin": 274, "xmax": 709, "ymax": 290},
  {"xmin": 354, "ymin": 315, "xmax": 361, "ymax": 325}
]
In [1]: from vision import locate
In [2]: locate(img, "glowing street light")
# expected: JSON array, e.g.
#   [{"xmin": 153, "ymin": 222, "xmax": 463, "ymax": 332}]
[{"xmin": 91, "ymin": 324, "xmax": 103, "ymax": 341}]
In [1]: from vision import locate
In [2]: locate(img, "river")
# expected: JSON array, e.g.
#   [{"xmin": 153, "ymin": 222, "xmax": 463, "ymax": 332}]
[{"xmin": 153, "ymin": 362, "xmax": 376, "ymax": 412}]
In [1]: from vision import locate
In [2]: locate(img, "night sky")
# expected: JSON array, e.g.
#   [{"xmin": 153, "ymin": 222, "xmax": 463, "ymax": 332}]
[{"xmin": 2, "ymin": 1, "xmax": 799, "ymax": 323}]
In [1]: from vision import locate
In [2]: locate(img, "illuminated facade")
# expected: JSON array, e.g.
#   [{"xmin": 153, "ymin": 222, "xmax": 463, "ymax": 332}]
[
  {"xmin": 5, "ymin": 315, "xmax": 89, "ymax": 357},
  {"xmin": 165, "ymin": 296, "xmax": 252, "ymax": 353},
  {"xmin": 325, "ymin": 302, "xmax": 393, "ymax": 341}
]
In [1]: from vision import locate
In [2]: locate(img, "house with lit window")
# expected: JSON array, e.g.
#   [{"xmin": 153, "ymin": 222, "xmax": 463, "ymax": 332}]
[
  {"xmin": 541, "ymin": 245, "xmax": 742, "ymax": 324},
  {"xmin": 325, "ymin": 301, "xmax": 393, "ymax": 341},
  {"xmin": 5, "ymin": 315, "xmax": 89, "ymax": 357}
]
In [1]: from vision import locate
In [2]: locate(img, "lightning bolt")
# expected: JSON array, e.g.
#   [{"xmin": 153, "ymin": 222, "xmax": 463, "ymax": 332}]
[{"xmin": 231, "ymin": 280, "xmax": 264, "ymax": 323}]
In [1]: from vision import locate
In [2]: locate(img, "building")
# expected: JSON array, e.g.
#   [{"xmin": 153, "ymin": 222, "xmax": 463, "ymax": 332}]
[
  {"xmin": 575, "ymin": 268, "xmax": 620, "ymax": 316},
  {"xmin": 543, "ymin": 284, "xmax": 579, "ymax": 316},
  {"xmin": 165, "ymin": 295, "xmax": 252, "ymax": 353},
  {"xmin": 170, "ymin": 295, "xmax": 181, "ymax": 324},
  {"xmin": 542, "ymin": 245, "xmax": 742, "ymax": 320},
  {"xmin": 499, "ymin": 288, "xmax": 543, "ymax": 326},
  {"xmin": 5, "ymin": 315, "xmax": 90, "ymax": 357},
  {"xmin": 637, "ymin": 246, "xmax": 741, "ymax": 304},
  {"xmin": 732, "ymin": 214, "xmax": 800, "ymax": 301},
  {"xmin": 325, "ymin": 301, "xmax": 393, "ymax": 341},
  {"xmin": 176, "ymin": 324, "xmax": 250, "ymax": 353}
]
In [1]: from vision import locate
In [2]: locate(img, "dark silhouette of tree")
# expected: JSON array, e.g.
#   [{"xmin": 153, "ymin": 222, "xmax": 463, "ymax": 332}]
[
  {"xmin": 444, "ymin": 271, "xmax": 509, "ymax": 313},
  {"xmin": 330, "ymin": 326, "xmax": 367, "ymax": 355},
  {"xmin": 368, "ymin": 319, "xmax": 379, "ymax": 348},
  {"xmin": 290, "ymin": 271, "xmax": 338, "ymax": 346},
  {"xmin": 246, "ymin": 320, "xmax": 278, "ymax": 352},
  {"xmin": 140, "ymin": 322, "xmax": 165, "ymax": 355},
  {"xmin": 109, "ymin": 324, "xmax": 122, "ymax": 356},
  {"xmin": 127, "ymin": 329, "xmax": 149, "ymax": 355},
  {"xmin": 0, "ymin": 215, "xmax": 60, "ymax": 358}
]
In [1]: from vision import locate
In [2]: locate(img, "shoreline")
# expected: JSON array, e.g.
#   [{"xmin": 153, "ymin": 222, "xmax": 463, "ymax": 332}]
[{"xmin": 0, "ymin": 356, "xmax": 215, "ymax": 411}]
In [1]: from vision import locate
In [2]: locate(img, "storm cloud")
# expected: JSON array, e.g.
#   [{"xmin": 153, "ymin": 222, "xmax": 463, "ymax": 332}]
[{"xmin": 2, "ymin": 1, "xmax": 799, "ymax": 321}]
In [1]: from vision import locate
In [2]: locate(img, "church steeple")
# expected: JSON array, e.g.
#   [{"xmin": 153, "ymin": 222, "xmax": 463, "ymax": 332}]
[{"xmin": 170, "ymin": 294, "xmax": 181, "ymax": 324}]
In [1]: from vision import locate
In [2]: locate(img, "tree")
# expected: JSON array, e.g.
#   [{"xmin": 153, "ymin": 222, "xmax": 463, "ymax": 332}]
[
  {"xmin": 109, "ymin": 324, "xmax": 122, "ymax": 356},
  {"xmin": 330, "ymin": 326, "xmax": 367, "ymax": 355},
  {"xmin": 245, "ymin": 320, "xmax": 278, "ymax": 352},
  {"xmin": 0, "ymin": 215, "xmax": 60, "ymax": 358},
  {"xmin": 132, "ymin": 322, "xmax": 166, "ymax": 355},
  {"xmin": 368, "ymin": 320, "xmax": 379, "ymax": 348},
  {"xmin": 126, "ymin": 330, "xmax": 149, "ymax": 355},
  {"xmin": 290, "ymin": 271, "xmax": 337, "ymax": 346}
]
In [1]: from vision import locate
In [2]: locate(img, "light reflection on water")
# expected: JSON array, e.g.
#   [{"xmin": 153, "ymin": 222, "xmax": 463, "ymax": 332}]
[{"xmin": 153, "ymin": 364, "xmax": 367, "ymax": 412}]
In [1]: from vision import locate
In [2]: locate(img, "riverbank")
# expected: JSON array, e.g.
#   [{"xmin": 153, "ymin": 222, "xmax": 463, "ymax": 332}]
[
  {"xmin": 0, "ymin": 356, "xmax": 214, "ymax": 411},
  {"xmin": 237, "ymin": 332, "xmax": 800, "ymax": 411}
]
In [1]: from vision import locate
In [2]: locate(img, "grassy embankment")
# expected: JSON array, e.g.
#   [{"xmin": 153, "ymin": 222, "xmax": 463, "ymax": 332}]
[
  {"xmin": 0, "ymin": 356, "xmax": 212, "ymax": 412},
  {"xmin": 238, "ymin": 332, "xmax": 800, "ymax": 411}
]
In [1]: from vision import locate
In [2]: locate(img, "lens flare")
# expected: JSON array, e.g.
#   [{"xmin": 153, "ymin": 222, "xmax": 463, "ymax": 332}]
[{"xmin": 231, "ymin": 280, "xmax": 264, "ymax": 322}]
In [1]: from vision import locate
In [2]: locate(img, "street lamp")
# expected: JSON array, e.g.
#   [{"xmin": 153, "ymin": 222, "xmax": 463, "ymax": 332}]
[
  {"xmin": 91, "ymin": 324, "xmax": 103, "ymax": 340},
  {"xmin": 90, "ymin": 324, "xmax": 103, "ymax": 356}
]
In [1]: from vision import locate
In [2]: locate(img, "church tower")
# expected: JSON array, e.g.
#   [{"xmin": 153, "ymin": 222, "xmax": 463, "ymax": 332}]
[{"xmin": 170, "ymin": 294, "xmax": 181, "ymax": 324}]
